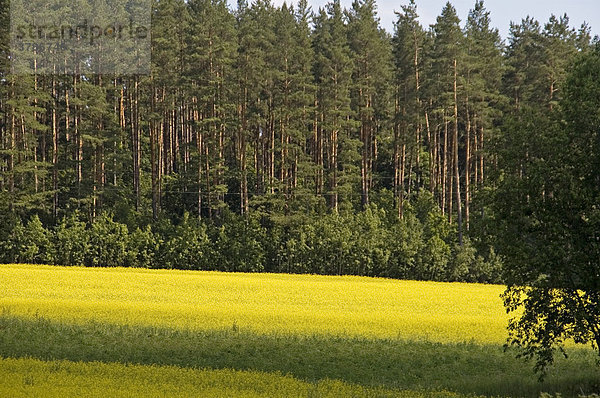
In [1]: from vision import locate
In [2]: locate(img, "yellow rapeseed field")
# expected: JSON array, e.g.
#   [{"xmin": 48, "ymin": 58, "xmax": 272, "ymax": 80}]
[
  {"xmin": 0, "ymin": 357, "xmax": 467, "ymax": 398},
  {"xmin": 0, "ymin": 264, "xmax": 508, "ymax": 344}
]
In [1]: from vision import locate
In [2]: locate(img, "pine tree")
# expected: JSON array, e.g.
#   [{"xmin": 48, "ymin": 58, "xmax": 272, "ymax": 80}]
[
  {"xmin": 312, "ymin": 1, "xmax": 356, "ymax": 212},
  {"xmin": 503, "ymin": 17, "xmax": 545, "ymax": 110},
  {"xmin": 463, "ymin": 0, "xmax": 504, "ymax": 229},
  {"xmin": 541, "ymin": 14, "xmax": 579, "ymax": 109},
  {"xmin": 148, "ymin": 0, "xmax": 189, "ymax": 219},
  {"xmin": 347, "ymin": 0, "xmax": 392, "ymax": 209},
  {"xmin": 428, "ymin": 2, "xmax": 464, "ymax": 243},
  {"xmin": 236, "ymin": 0, "xmax": 277, "ymax": 214},
  {"xmin": 270, "ymin": 2, "xmax": 316, "ymax": 212},
  {"xmin": 1, "ymin": 74, "xmax": 51, "ymax": 216},
  {"xmin": 186, "ymin": 0, "xmax": 236, "ymax": 218},
  {"xmin": 392, "ymin": 0, "xmax": 426, "ymax": 217},
  {"xmin": 290, "ymin": 0, "xmax": 318, "ymax": 211}
]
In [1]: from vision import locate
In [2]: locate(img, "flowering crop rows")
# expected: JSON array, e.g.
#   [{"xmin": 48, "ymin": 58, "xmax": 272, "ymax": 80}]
[{"xmin": 0, "ymin": 264, "xmax": 507, "ymax": 343}]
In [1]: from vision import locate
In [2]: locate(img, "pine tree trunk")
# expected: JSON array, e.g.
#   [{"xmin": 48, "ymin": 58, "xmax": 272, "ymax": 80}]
[
  {"xmin": 360, "ymin": 107, "xmax": 368, "ymax": 209},
  {"xmin": 75, "ymin": 76, "xmax": 82, "ymax": 200},
  {"xmin": 414, "ymin": 30, "xmax": 422, "ymax": 190},
  {"xmin": 400, "ymin": 142, "xmax": 406, "ymax": 219},
  {"xmin": 33, "ymin": 61, "xmax": 39, "ymax": 194},
  {"xmin": 453, "ymin": 59, "xmax": 463, "ymax": 246},
  {"xmin": 193, "ymin": 97, "xmax": 202, "ymax": 218},
  {"xmin": 479, "ymin": 125, "xmax": 484, "ymax": 188},
  {"xmin": 218, "ymin": 101, "xmax": 225, "ymax": 214},
  {"xmin": 393, "ymin": 93, "xmax": 401, "ymax": 218},
  {"xmin": 448, "ymin": 139, "xmax": 453, "ymax": 223},
  {"xmin": 205, "ymin": 131, "xmax": 212, "ymax": 219},
  {"xmin": 269, "ymin": 102, "xmax": 275, "ymax": 195},
  {"xmin": 315, "ymin": 102, "xmax": 323, "ymax": 195},
  {"xmin": 426, "ymin": 111, "xmax": 434, "ymax": 194},
  {"xmin": 465, "ymin": 102, "xmax": 471, "ymax": 232},
  {"xmin": 474, "ymin": 120, "xmax": 478, "ymax": 186},
  {"xmin": 239, "ymin": 83, "xmax": 249, "ymax": 215},
  {"xmin": 9, "ymin": 81, "xmax": 15, "ymax": 211},
  {"xmin": 150, "ymin": 85, "xmax": 159, "ymax": 220},
  {"xmin": 442, "ymin": 119, "xmax": 448, "ymax": 215},
  {"xmin": 52, "ymin": 75, "xmax": 59, "ymax": 219},
  {"xmin": 131, "ymin": 77, "xmax": 141, "ymax": 211},
  {"xmin": 329, "ymin": 128, "xmax": 338, "ymax": 212}
]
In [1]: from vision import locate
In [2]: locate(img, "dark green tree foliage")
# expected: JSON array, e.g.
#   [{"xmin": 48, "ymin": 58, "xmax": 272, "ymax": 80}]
[
  {"xmin": 503, "ymin": 14, "xmax": 583, "ymax": 112},
  {"xmin": 74, "ymin": 81, "xmax": 114, "ymax": 215},
  {"xmin": 541, "ymin": 15, "xmax": 580, "ymax": 109},
  {"xmin": 0, "ymin": 0, "xmax": 7, "ymax": 72},
  {"xmin": 1, "ymin": 215, "xmax": 53, "ymax": 264},
  {"xmin": 495, "ymin": 46, "xmax": 600, "ymax": 376},
  {"xmin": 86, "ymin": 213, "xmax": 129, "ymax": 267},
  {"xmin": 53, "ymin": 214, "xmax": 89, "ymax": 267},
  {"xmin": 429, "ymin": 3, "xmax": 463, "ymax": 122},
  {"xmin": 236, "ymin": 0, "xmax": 276, "ymax": 201},
  {"xmin": 272, "ymin": 2, "xmax": 316, "ymax": 203},
  {"xmin": 415, "ymin": 192, "xmax": 452, "ymax": 280},
  {"xmin": 212, "ymin": 212, "xmax": 265, "ymax": 272},
  {"xmin": 160, "ymin": 212, "xmax": 212, "ymax": 270},
  {"xmin": 127, "ymin": 226, "xmax": 159, "ymax": 269},
  {"xmin": 503, "ymin": 17, "xmax": 545, "ymax": 110},
  {"xmin": 1, "ymin": 74, "xmax": 51, "ymax": 216},
  {"xmin": 0, "ymin": 199, "xmax": 501, "ymax": 282}
]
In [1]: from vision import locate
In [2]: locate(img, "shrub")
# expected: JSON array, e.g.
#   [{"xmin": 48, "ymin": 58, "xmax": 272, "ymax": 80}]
[
  {"xmin": 1, "ymin": 216, "xmax": 53, "ymax": 264},
  {"xmin": 213, "ymin": 213, "xmax": 265, "ymax": 272},
  {"xmin": 53, "ymin": 213, "xmax": 89, "ymax": 266},
  {"xmin": 160, "ymin": 213, "xmax": 211, "ymax": 270},
  {"xmin": 86, "ymin": 213, "xmax": 129, "ymax": 267},
  {"xmin": 386, "ymin": 214, "xmax": 424, "ymax": 279},
  {"xmin": 127, "ymin": 225, "xmax": 160, "ymax": 269}
]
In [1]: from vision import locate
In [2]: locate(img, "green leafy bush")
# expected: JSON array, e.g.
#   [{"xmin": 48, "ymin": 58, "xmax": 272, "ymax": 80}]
[
  {"xmin": 53, "ymin": 214, "xmax": 89, "ymax": 267},
  {"xmin": 160, "ymin": 213, "xmax": 212, "ymax": 270},
  {"xmin": 1, "ymin": 216, "xmax": 53, "ymax": 264},
  {"xmin": 85, "ymin": 213, "xmax": 129, "ymax": 267}
]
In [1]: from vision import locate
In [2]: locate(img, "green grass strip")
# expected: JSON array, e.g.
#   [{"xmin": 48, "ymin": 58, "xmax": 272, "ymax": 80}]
[{"xmin": 0, "ymin": 314, "xmax": 597, "ymax": 397}]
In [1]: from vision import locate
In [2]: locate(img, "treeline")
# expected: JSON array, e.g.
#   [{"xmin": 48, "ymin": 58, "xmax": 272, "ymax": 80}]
[
  {"xmin": 0, "ymin": 192, "xmax": 502, "ymax": 281},
  {"xmin": 0, "ymin": 0, "xmax": 596, "ymax": 278}
]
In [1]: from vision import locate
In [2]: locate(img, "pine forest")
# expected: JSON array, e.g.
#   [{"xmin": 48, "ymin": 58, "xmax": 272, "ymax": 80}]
[{"xmin": 0, "ymin": 0, "xmax": 597, "ymax": 282}]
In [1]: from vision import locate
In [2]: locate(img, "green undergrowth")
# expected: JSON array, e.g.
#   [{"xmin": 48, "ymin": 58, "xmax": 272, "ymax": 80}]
[{"xmin": 0, "ymin": 314, "xmax": 597, "ymax": 397}]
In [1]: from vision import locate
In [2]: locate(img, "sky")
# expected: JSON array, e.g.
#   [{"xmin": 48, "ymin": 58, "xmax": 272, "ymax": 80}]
[{"xmin": 268, "ymin": 0, "xmax": 600, "ymax": 42}]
